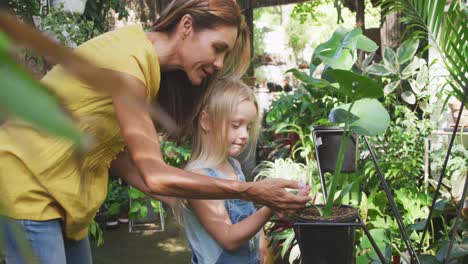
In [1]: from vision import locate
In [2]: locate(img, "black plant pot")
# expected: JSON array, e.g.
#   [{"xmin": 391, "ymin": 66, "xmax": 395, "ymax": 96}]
[
  {"xmin": 313, "ymin": 126, "xmax": 358, "ymax": 173},
  {"xmin": 293, "ymin": 205, "xmax": 358, "ymax": 264}
]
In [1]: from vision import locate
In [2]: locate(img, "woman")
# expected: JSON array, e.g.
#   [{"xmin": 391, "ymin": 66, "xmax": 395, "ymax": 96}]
[{"xmin": 0, "ymin": 1, "xmax": 310, "ymax": 263}]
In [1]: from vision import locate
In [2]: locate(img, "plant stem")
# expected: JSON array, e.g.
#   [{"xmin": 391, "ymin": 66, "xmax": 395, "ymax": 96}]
[{"xmin": 323, "ymin": 102, "xmax": 354, "ymax": 216}]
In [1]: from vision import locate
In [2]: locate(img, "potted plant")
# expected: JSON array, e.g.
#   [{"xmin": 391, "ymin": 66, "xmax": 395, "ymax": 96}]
[
  {"xmin": 128, "ymin": 186, "xmax": 165, "ymax": 233},
  {"xmin": 254, "ymin": 158, "xmax": 317, "ymax": 263},
  {"xmin": 287, "ymin": 26, "xmax": 390, "ymax": 263}
]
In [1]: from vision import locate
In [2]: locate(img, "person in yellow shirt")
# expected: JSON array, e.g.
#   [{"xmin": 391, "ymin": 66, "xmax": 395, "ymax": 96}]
[{"xmin": 0, "ymin": 0, "xmax": 311, "ymax": 263}]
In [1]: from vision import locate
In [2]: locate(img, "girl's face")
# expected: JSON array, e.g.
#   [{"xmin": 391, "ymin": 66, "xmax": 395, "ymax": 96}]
[
  {"xmin": 226, "ymin": 100, "xmax": 257, "ymax": 157},
  {"xmin": 180, "ymin": 24, "xmax": 238, "ymax": 86}
]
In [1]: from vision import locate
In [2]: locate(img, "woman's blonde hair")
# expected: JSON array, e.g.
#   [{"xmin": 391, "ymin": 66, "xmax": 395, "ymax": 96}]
[
  {"xmin": 153, "ymin": 0, "xmax": 251, "ymax": 139},
  {"xmin": 187, "ymin": 78, "xmax": 260, "ymax": 170}
]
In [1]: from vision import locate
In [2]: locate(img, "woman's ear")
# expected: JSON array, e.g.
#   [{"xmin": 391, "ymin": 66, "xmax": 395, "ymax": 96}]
[
  {"xmin": 200, "ymin": 110, "xmax": 211, "ymax": 132},
  {"xmin": 178, "ymin": 14, "xmax": 193, "ymax": 39}
]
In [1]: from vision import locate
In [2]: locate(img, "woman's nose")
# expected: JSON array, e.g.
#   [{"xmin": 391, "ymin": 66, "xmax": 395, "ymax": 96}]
[{"xmin": 213, "ymin": 55, "xmax": 224, "ymax": 70}]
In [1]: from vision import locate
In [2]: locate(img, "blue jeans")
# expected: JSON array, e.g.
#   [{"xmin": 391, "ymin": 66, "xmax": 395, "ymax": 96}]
[{"xmin": 0, "ymin": 217, "xmax": 92, "ymax": 264}]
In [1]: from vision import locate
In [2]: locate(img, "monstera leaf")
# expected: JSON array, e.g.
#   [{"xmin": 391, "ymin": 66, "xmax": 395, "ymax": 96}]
[
  {"xmin": 329, "ymin": 98, "xmax": 390, "ymax": 136},
  {"xmin": 310, "ymin": 27, "xmax": 378, "ymax": 74}
]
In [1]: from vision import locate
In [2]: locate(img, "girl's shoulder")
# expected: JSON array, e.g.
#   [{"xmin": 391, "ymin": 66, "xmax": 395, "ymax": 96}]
[{"xmin": 187, "ymin": 166, "xmax": 222, "ymax": 179}]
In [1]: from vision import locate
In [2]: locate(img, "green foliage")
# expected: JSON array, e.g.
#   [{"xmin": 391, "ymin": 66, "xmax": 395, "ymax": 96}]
[
  {"xmin": 430, "ymin": 143, "xmax": 468, "ymax": 201},
  {"xmin": 105, "ymin": 178, "xmax": 128, "ymax": 216},
  {"xmin": 330, "ymin": 98, "xmax": 390, "ymax": 136},
  {"xmin": 89, "ymin": 219, "xmax": 104, "ymax": 247},
  {"xmin": 380, "ymin": 0, "xmax": 467, "ymax": 105},
  {"xmin": 7, "ymin": 0, "xmax": 40, "ymax": 20},
  {"xmin": 310, "ymin": 26, "xmax": 378, "ymax": 73},
  {"xmin": 285, "ymin": 17, "xmax": 313, "ymax": 63},
  {"xmin": 291, "ymin": 1, "xmax": 331, "ymax": 23},
  {"xmin": 290, "ymin": 26, "xmax": 387, "ymax": 216},
  {"xmin": 83, "ymin": 0, "xmax": 128, "ymax": 32},
  {"xmin": 356, "ymin": 229, "xmax": 392, "ymax": 264},
  {"xmin": 40, "ymin": 6, "xmax": 101, "ymax": 47},
  {"xmin": 364, "ymin": 105, "xmax": 432, "ymax": 190},
  {"xmin": 365, "ymin": 38, "xmax": 431, "ymax": 106},
  {"xmin": 161, "ymin": 140, "xmax": 191, "ymax": 167}
]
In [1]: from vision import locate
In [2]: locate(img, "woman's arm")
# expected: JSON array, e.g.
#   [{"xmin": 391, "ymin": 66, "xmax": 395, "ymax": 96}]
[
  {"xmin": 111, "ymin": 71, "xmax": 310, "ymax": 212},
  {"xmin": 109, "ymin": 150, "xmax": 177, "ymax": 208},
  {"xmin": 190, "ymin": 196, "xmax": 273, "ymax": 251}
]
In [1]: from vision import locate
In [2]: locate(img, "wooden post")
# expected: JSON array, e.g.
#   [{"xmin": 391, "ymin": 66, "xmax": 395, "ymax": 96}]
[
  {"xmin": 355, "ymin": 0, "xmax": 365, "ymax": 29},
  {"xmin": 381, "ymin": 11, "xmax": 405, "ymax": 51}
]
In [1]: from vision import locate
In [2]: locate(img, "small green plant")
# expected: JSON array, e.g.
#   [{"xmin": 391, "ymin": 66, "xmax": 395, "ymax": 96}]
[
  {"xmin": 365, "ymin": 38, "xmax": 431, "ymax": 107},
  {"xmin": 7, "ymin": 0, "xmax": 40, "ymax": 21},
  {"xmin": 254, "ymin": 158, "xmax": 317, "ymax": 263},
  {"xmin": 40, "ymin": 5, "xmax": 100, "ymax": 47}
]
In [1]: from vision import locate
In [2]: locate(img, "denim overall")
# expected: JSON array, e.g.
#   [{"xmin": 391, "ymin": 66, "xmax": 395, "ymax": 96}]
[{"xmin": 183, "ymin": 158, "xmax": 260, "ymax": 264}]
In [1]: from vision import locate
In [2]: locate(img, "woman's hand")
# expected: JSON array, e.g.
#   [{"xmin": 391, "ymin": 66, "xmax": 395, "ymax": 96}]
[{"xmin": 241, "ymin": 179, "xmax": 311, "ymax": 214}]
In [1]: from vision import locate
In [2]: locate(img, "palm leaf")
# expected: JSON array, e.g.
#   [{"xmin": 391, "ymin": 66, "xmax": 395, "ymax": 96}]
[{"xmin": 379, "ymin": 0, "xmax": 467, "ymax": 104}]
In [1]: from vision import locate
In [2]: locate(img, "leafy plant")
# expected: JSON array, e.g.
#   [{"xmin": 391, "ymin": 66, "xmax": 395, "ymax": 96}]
[
  {"xmin": 430, "ymin": 143, "xmax": 468, "ymax": 202},
  {"xmin": 289, "ymin": 26, "xmax": 389, "ymax": 216},
  {"xmin": 161, "ymin": 140, "xmax": 191, "ymax": 167},
  {"xmin": 365, "ymin": 38, "xmax": 431, "ymax": 106},
  {"xmin": 379, "ymin": 0, "xmax": 467, "ymax": 105},
  {"xmin": 254, "ymin": 158, "xmax": 317, "ymax": 263},
  {"xmin": 83, "ymin": 0, "xmax": 128, "ymax": 33},
  {"xmin": 7, "ymin": 0, "xmax": 40, "ymax": 21},
  {"xmin": 254, "ymin": 158, "xmax": 316, "ymax": 186},
  {"xmin": 40, "ymin": 5, "xmax": 100, "ymax": 47}
]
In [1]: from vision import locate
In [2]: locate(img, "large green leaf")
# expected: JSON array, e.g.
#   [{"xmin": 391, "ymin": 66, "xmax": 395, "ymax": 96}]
[
  {"xmin": 401, "ymin": 57, "xmax": 425, "ymax": 78},
  {"xmin": 356, "ymin": 34, "xmax": 379, "ymax": 52},
  {"xmin": 384, "ymin": 80, "xmax": 400, "ymax": 96},
  {"xmin": 356, "ymin": 228, "xmax": 392, "ymax": 264},
  {"xmin": 365, "ymin": 63, "xmax": 392, "ymax": 76},
  {"xmin": 397, "ymin": 37, "xmax": 419, "ymax": 64},
  {"xmin": 0, "ymin": 49, "xmax": 83, "ymax": 146},
  {"xmin": 312, "ymin": 27, "xmax": 377, "ymax": 71},
  {"xmin": 383, "ymin": 47, "xmax": 397, "ymax": 73},
  {"xmin": 327, "ymin": 69, "xmax": 384, "ymax": 101},
  {"xmin": 286, "ymin": 68, "xmax": 331, "ymax": 88},
  {"xmin": 401, "ymin": 90, "xmax": 416, "ymax": 104},
  {"xmin": 329, "ymin": 99, "xmax": 390, "ymax": 136}
]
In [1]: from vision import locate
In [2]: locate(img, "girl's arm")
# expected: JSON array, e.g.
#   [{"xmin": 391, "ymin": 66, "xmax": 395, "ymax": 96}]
[
  {"xmin": 188, "ymin": 168, "xmax": 273, "ymax": 251},
  {"xmin": 190, "ymin": 199, "xmax": 273, "ymax": 251},
  {"xmin": 110, "ymin": 71, "xmax": 310, "ymax": 211}
]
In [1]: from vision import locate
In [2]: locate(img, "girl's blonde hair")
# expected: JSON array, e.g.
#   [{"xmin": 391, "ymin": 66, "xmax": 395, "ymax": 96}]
[
  {"xmin": 187, "ymin": 78, "xmax": 260, "ymax": 170},
  {"xmin": 153, "ymin": 0, "xmax": 251, "ymax": 139}
]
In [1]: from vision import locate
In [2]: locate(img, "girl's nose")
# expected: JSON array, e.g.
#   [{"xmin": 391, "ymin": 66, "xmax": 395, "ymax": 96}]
[{"xmin": 239, "ymin": 127, "xmax": 249, "ymax": 140}]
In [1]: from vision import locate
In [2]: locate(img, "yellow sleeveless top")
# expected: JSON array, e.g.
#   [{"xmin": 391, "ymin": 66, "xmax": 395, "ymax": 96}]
[{"xmin": 0, "ymin": 25, "xmax": 160, "ymax": 240}]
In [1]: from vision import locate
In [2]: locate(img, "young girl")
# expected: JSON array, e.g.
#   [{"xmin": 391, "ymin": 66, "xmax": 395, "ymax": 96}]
[
  {"xmin": 110, "ymin": 78, "xmax": 308, "ymax": 263},
  {"xmin": 180, "ymin": 78, "xmax": 272, "ymax": 264}
]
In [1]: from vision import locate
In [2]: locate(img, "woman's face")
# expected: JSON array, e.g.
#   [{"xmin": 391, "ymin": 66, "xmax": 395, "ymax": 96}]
[{"xmin": 180, "ymin": 24, "xmax": 238, "ymax": 85}]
